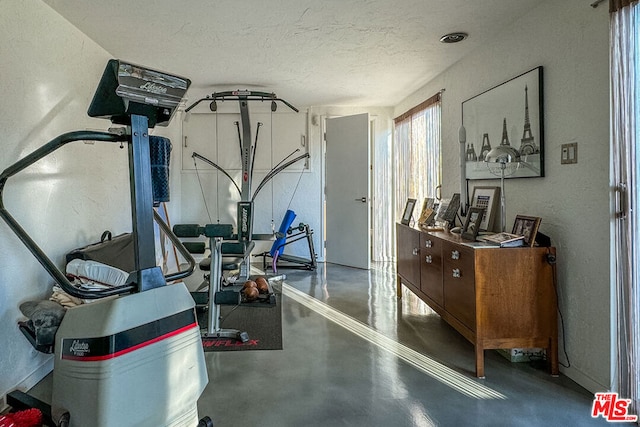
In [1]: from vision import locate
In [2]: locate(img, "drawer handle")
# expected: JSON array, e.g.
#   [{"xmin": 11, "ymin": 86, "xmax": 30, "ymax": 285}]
[
  {"xmin": 425, "ymin": 255, "xmax": 432, "ymax": 264},
  {"xmin": 425, "ymin": 239, "xmax": 432, "ymax": 248},
  {"xmin": 451, "ymin": 250, "xmax": 460, "ymax": 260},
  {"xmin": 412, "ymin": 248, "xmax": 419, "ymax": 256},
  {"xmin": 452, "ymin": 268, "xmax": 461, "ymax": 278}
]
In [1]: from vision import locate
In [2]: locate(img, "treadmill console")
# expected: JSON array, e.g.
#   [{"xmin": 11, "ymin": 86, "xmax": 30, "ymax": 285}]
[{"xmin": 88, "ymin": 59, "xmax": 190, "ymax": 127}]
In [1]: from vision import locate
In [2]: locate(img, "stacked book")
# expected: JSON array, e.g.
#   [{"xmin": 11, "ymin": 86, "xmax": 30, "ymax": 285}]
[{"xmin": 477, "ymin": 232, "xmax": 525, "ymax": 247}]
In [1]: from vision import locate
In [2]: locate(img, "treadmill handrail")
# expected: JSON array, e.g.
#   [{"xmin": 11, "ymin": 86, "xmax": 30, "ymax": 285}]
[
  {"xmin": 0, "ymin": 130, "xmax": 136, "ymax": 299},
  {"xmin": 0, "ymin": 131, "xmax": 135, "ymax": 299},
  {"xmin": 1, "ymin": 130, "xmax": 197, "ymax": 297}
]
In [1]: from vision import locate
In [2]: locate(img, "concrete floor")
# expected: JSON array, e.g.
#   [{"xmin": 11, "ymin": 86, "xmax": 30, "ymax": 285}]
[
  {"xmin": 195, "ymin": 262, "xmax": 618, "ymax": 427},
  {"xmin": 26, "ymin": 262, "xmax": 625, "ymax": 426}
]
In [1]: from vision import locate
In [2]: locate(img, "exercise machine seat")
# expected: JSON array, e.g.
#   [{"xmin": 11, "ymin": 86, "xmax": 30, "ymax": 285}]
[{"xmin": 198, "ymin": 258, "xmax": 238, "ymax": 272}]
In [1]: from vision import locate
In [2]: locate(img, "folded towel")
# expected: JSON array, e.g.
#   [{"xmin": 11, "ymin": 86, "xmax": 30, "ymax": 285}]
[{"xmin": 50, "ymin": 287, "xmax": 83, "ymax": 308}]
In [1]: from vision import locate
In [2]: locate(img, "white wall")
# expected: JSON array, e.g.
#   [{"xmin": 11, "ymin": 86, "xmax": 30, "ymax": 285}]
[
  {"xmin": 0, "ymin": 0, "xmax": 131, "ymax": 405},
  {"xmin": 394, "ymin": 0, "xmax": 611, "ymax": 392}
]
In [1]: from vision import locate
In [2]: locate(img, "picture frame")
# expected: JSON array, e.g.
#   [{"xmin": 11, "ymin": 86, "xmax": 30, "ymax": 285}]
[
  {"xmin": 418, "ymin": 198, "xmax": 437, "ymax": 227},
  {"xmin": 424, "ymin": 197, "xmax": 436, "ymax": 210},
  {"xmin": 511, "ymin": 215, "xmax": 542, "ymax": 247},
  {"xmin": 435, "ymin": 193, "xmax": 460, "ymax": 226},
  {"xmin": 461, "ymin": 207, "xmax": 485, "ymax": 241},
  {"xmin": 470, "ymin": 186, "xmax": 500, "ymax": 231},
  {"xmin": 401, "ymin": 198, "xmax": 417, "ymax": 225},
  {"xmin": 462, "ymin": 66, "xmax": 544, "ymax": 180}
]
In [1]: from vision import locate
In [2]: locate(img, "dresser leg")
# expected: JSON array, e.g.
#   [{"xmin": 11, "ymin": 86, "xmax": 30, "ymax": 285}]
[
  {"xmin": 475, "ymin": 345, "xmax": 485, "ymax": 378},
  {"xmin": 549, "ymin": 336, "xmax": 559, "ymax": 376}
]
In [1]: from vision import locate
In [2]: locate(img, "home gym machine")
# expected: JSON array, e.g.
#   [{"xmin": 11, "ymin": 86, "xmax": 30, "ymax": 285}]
[
  {"xmin": 177, "ymin": 91, "xmax": 308, "ymax": 340},
  {"xmin": 1, "ymin": 60, "xmax": 211, "ymax": 427},
  {"xmin": 184, "ymin": 90, "xmax": 310, "ymax": 279}
]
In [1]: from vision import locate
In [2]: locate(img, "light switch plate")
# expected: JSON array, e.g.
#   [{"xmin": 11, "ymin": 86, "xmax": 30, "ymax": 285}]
[{"xmin": 561, "ymin": 142, "xmax": 578, "ymax": 164}]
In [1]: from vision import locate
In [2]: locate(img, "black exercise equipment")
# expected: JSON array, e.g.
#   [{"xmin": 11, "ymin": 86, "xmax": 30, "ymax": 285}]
[{"xmin": 1, "ymin": 59, "xmax": 210, "ymax": 426}]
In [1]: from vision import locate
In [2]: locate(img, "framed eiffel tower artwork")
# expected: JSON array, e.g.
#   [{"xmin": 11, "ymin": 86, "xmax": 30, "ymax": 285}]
[{"xmin": 462, "ymin": 66, "xmax": 544, "ymax": 180}]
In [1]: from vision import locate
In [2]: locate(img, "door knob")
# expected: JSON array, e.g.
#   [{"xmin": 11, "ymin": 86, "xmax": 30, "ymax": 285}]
[{"xmin": 354, "ymin": 197, "xmax": 367, "ymax": 203}]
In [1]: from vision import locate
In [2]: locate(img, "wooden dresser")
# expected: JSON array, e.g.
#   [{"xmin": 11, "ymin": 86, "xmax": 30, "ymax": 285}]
[{"xmin": 396, "ymin": 223, "xmax": 558, "ymax": 378}]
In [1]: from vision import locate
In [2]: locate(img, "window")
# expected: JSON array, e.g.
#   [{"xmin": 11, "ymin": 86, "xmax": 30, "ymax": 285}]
[{"xmin": 394, "ymin": 94, "xmax": 442, "ymax": 227}]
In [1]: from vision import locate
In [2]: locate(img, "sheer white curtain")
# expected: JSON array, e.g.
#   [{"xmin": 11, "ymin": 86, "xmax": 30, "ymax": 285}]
[
  {"xmin": 611, "ymin": 0, "xmax": 639, "ymax": 415},
  {"xmin": 372, "ymin": 122, "xmax": 394, "ymax": 262},
  {"xmin": 393, "ymin": 97, "xmax": 442, "ymax": 252}
]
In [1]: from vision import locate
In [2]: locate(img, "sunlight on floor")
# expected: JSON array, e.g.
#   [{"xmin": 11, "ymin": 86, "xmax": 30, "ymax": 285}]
[{"xmin": 282, "ymin": 282, "xmax": 506, "ymax": 400}]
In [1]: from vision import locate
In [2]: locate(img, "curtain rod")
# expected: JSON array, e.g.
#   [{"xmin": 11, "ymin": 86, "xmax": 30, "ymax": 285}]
[
  {"xmin": 394, "ymin": 89, "xmax": 444, "ymax": 123},
  {"xmin": 590, "ymin": 0, "xmax": 606, "ymax": 8}
]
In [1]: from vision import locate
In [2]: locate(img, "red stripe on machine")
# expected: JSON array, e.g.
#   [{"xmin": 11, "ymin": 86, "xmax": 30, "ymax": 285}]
[{"xmin": 61, "ymin": 309, "xmax": 197, "ymax": 361}]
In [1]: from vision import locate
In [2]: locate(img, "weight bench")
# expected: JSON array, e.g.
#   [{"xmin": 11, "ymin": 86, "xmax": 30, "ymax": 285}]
[{"xmin": 173, "ymin": 223, "xmax": 255, "ymax": 341}]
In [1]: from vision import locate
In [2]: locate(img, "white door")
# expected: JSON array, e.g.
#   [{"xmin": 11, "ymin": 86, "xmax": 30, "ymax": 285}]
[{"xmin": 325, "ymin": 113, "xmax": 370, "ymax": 269}]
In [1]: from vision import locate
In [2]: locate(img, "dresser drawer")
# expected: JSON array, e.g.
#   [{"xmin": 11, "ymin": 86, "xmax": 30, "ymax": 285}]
[
  {"xmin": 420, "ymin": 233, "xmax": 443, "ymax": 305},
  {"xmin": 420, "ymin": 234, "xmax": 441, "ymax": 261},
  {"xmin": 396, "ymin": 224, "xmax": 421, "ymax": 288},
  {"xmin": 442, "ymin": 242, "xmax": 476, "ymax": 331}
]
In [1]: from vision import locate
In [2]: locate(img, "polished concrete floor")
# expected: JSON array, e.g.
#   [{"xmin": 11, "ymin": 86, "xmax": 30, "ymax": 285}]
[
  {"xmin": 27, "ymin": 262, "xmax": 624, "ymax": 426},
  {"xmin": 195, "ymin": 262, "xmax": 618, "ymax": 427}
]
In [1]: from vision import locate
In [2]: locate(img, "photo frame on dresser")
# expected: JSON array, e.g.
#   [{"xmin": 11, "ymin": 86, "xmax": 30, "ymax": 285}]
[
  {"xmin": 435, "ymin": 193, "xmax": 461, "ymax": 227},
  {"xmin": 401, "ymin": 198, "xmax": 417, "ymax": 225},
  {"xmin": 512, "ymin": 215, "xmax": 541, "ymax": 247},
  {"xmin": 470, "ymin": 186, "xmax": 500, "ymax": 231},
  {"xmin": 417, "ymin": 197, "xmax": 437, "ymax": 227},
  {"xmin": 461, "ymin": 207, "xmax": 485, "ymax": 240}
]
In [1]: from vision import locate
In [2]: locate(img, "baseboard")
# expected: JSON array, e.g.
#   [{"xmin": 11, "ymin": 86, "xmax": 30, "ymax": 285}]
[
  {"xmin": 561, "ymin": 365, "xmax": 609, "ymax": 394},
  {"xmin": 1, "ymin": 356, "xmax": 53, "ymax": 413}
]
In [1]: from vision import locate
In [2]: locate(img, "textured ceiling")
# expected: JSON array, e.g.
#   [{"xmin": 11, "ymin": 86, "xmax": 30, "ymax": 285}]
[{"xmin": 43, "ymin": 0, "xmax": 546, "ymax": 108}]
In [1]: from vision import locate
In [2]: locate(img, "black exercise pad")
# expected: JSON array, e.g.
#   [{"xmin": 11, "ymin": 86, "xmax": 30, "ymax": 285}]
[{"xmin": 199, "ymin": 292, "xmax": 282, "ymax": 352}]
